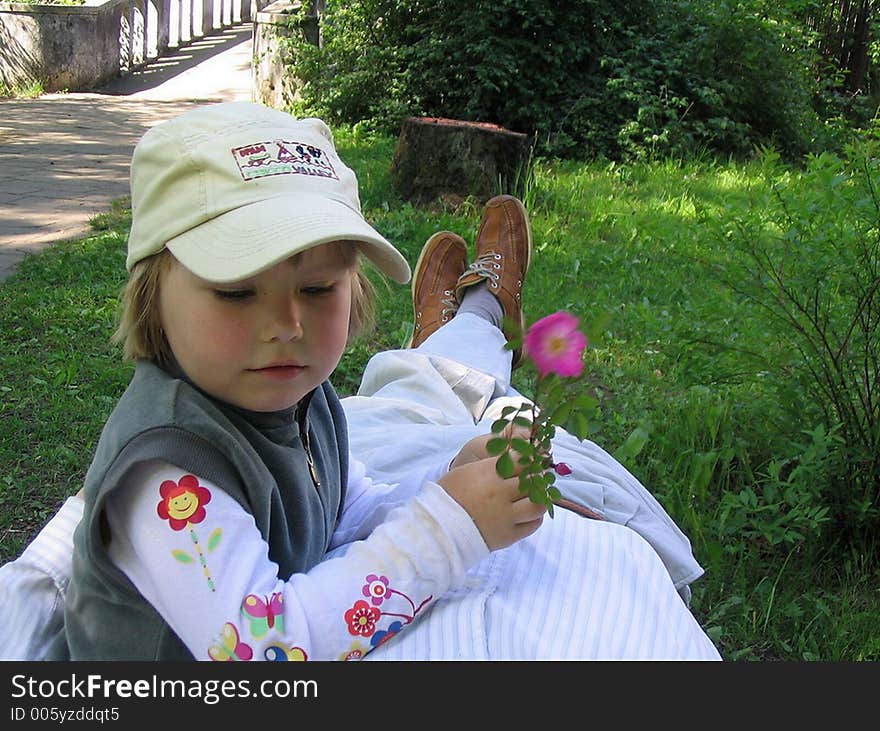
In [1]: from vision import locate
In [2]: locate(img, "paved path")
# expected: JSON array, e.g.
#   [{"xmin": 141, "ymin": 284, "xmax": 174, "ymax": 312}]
[{"xmin": 0, "ymin": 23, "xmax": 254, "ymax": 282}]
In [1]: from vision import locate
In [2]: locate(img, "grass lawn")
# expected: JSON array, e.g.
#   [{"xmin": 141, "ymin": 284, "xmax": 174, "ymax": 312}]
[{"xmin": 1, "ymin": 129, "xmax": 878, "ymax": 661}]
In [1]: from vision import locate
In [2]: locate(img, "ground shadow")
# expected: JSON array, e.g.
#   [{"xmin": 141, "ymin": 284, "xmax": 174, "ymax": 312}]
[
  {"xmin": 98, "ymin": 23, "xmax": 252, "ymax": 97},
  {"xmin": 0, "ymin": 19, "xmax": 44, "ymax": 91}
]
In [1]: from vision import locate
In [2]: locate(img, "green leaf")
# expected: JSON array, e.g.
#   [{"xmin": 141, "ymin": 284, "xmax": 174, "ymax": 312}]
[
  {"xmin": 524, "ymin": 458, "xmax": 548, "ymax": 475},
  {"xmin": 491, "ymin": 418, "xmax": 511, "ymax": 434},
  {"xmin": 510, "ymin": 437, "xmax": 535, "ymax": 457},
  {"xmin": 577, "ymin": 395, "xmax": 599, "ymax": 412},
  {"xmin": 613, "ymin": 425, "xmax": 651, "ymax": 463},
  {"xmin": 528, "ymin": 482, "xmax": 545, "ymax": 505},
  {"xmin": 502, "ymin": 315, "xmax": 523, "ymax": 340},
  {"xmin": 171, "ymin": 550, "xmax": 194, "ymax": 564},
  {"xmin": 500, "ymin": 405, "xmax": 519, "ymax": 418},
  {"xmin": 576, "ymin": 413, "xmax": 593, "ymax": 440},
  {"xmin": 584, "ymin": 311, "xmax": 611, "ymax": 347},
  {"xmin": 547, "ymin": 376, "xmax": 566, "ymax": 403},
  {"xmin": 487, "ymin": 437, "xmax": 509, "ymax": 456},
  {"xmin": 496, "ymin": 452, "xmax": 515, "ymax": 478},
  {"xmin": 534, "ymin": 430, "xmax": 554, "ymax": 452},
  {"xmin": 548, "ymin": 400, "xmax": 574, "ymax": 425},
  {"xmin": 513, "ymin": 416, "xmax": 533, "ymax": 428},
  {"xmin": 207, "ymin": 528, "xmax": 222, "ymax": 552}
]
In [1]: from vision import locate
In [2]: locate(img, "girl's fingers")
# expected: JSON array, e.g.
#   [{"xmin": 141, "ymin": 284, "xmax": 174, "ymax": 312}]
[
  {"xmin": 511, "ymin": 495, "xmax": 548, "ymax": 524},
  {"xmin": 510, "ymin": 514, "xmax": 545, "ymax": 542}
]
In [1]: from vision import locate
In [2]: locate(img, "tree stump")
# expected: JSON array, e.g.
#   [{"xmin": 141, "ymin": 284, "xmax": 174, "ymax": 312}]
[{"xmin": 390, "ymin": 117, "xmax": 532, "ymax": 205}]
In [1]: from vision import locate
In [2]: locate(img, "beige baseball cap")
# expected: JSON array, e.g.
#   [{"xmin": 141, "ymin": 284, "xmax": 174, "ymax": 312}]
[{"xmin": 126, "ymin": 102, "xmax": 411, "ymax": 284}]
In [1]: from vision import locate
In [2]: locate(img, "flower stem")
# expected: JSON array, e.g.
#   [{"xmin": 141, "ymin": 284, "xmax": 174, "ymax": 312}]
[{"xmin": 553, "ymin": 497, "xmax": 605, "ymax": 521}]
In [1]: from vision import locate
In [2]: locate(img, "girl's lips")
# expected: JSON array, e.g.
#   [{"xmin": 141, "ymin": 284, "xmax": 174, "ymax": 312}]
[{"xmin": 251, "ymin": 365, "xmax": 305, "ymax": 381}]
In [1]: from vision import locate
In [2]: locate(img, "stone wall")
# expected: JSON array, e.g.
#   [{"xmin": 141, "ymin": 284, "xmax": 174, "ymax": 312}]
[
  {"xmin": 0, "ymin": 0, "xmax": 129, "ymax": 91},
  {"xmin": 252, "ymin": 0, "xmax": 318, "ymax": 109},
  {"xmin": 0, "ymin": 0, "xmax": 257, "ymax": 92}
]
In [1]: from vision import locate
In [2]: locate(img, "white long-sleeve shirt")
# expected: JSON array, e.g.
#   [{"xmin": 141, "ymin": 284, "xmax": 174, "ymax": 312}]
[
  {"xmin": 0, "ymin": 486, "xmax": 721, "ymax": 661},
  {"xmin": 0, "ymin": 314, "xmax": 721, "ymax": 660},
  {"xmin": 101, "ymin": 455, "xmax": 486, "ymax": 661}
]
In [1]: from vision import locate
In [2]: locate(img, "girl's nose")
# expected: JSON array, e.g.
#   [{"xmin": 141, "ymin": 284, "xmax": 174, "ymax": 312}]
[{"xmin": 265, "ymin": 296, "xmax": 304, "ymax": 343}]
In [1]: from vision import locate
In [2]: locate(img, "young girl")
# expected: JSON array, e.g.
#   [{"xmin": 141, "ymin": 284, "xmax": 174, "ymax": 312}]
[
  {"xmin": 42, "ymin": 102, "xmax": 546, "ymax": 661},
  {"xmin": 3, "ymin": 186, "xmax": 721, "ymax": 659}
]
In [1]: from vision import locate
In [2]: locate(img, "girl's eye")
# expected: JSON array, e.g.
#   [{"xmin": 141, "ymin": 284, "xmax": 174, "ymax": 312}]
[
  {"xmin": 302, "ymin": 284, "xmax": 336, "ymax": 296},
  {"xmin": 214, "ymin": 289, "xmax": 254, "ymax": 301}
]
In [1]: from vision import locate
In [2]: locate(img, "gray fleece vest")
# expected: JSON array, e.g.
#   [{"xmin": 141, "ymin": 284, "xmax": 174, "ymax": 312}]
[{"xmin": 46, "ymin": 360, "xmax": 348, "ymax": 660}]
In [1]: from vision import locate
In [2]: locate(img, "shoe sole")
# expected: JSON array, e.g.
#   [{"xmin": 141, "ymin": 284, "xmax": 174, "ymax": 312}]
[
  {"xmin": 493, "ymin": 195, "xmax": 532, "ymax": 366},
  {"xmin": 498, "ymin": 194, "xmax": 532, "ymax": 280}
]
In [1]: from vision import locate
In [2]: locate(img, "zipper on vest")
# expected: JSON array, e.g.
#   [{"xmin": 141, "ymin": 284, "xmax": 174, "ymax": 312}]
[{"xmin": 302, "ymin": 428, "xmax": 321, "ymax": 489}]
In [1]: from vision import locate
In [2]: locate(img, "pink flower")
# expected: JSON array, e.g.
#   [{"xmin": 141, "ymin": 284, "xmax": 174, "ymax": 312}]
[
  {"xmin": 522, "ymin": 311, "xmax": 588, "ymax": 378},
  {"xmin": 362, "ymin": 574, "xmax": 390, "ymax": 606}
]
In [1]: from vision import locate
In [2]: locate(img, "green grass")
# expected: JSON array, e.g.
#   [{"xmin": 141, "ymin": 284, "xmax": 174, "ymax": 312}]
[
  {"xmin": 0, "ymin": 79, "xmax": 46, "ymax": 99},
  {"xmin": 1, "ymin": 130, "xmax": 877, "ymax": 661}
]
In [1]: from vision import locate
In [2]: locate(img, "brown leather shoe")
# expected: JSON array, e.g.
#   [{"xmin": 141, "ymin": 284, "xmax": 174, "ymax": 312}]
[
  {"xmin": 454, "ymin": 195, "xmax": 532, "ymax": 366},
  {"xmin": 407, "ymin": 231, "xmax": 469, "ymax": 348}
]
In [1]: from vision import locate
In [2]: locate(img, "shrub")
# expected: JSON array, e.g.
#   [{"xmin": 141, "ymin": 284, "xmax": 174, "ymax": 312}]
[
  {"xmin": 713, "ymin": 141, "xmax": 880, "ymax": 540},
  {"xmin": 602, "ymin": 0, "xmax": 822, "ymax": 160},
  {"xmin": 282, "ymin": 0, "xmax": 823, "ymax": 160}
]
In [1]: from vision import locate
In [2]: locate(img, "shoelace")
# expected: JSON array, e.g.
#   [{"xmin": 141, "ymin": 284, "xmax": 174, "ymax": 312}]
[
  {"xmin": 461, "ymin": 252, "xmax": 502, "ymax": 288},
  {"xmin": 439, "ymin": 289, "xmax": 459, "ymax": 321},
  {"xmin": 416, "ymin": 289, "xmax": 459, "ymax": 328}
]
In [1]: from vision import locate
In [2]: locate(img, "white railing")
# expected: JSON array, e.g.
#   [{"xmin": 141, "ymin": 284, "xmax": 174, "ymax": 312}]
[
  {"xmin": 0, "ymin": 0, "xmax": 277, "ymax": 92},
  {"xmin": 119, "ymin": 0, "xmax": 267, "ymax": 73}
]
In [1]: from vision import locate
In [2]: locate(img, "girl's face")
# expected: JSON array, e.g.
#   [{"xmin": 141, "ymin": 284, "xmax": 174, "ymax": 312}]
[{"xmin": 159, "ymin": 243, "xmax": 354, "ymax": 412}]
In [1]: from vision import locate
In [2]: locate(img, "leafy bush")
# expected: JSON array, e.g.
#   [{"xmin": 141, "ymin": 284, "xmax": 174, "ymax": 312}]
[
  {"xmin": 282, "ymin": 0, "xmax": 634, "ymax": 150},
  {"xmin": 281, "ymin": 0, "xmax": 824, "ymax": 160},
  {"xmin": 716, "ymin": 425, "xmax": 837, "ymax": 551},
  {"xmin": 711, "ymin": 141, "xmax": 880, "ymax": 539},
  {"xmin": 603, "ymin": 0, "xmax": 822, "ymax": 159}
]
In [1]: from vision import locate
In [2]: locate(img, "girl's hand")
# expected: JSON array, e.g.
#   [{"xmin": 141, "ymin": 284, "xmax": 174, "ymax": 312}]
[
  {"xmin": 438, "ymin": 456, "xmax": 546, "ymax": 551},
  {"xmin": 449, "ymin": 433, "xmax": 493, "ymax": 471},
  {"xmin": 449, "ymin": 425, "xmax": 532, "ymax": 471}
]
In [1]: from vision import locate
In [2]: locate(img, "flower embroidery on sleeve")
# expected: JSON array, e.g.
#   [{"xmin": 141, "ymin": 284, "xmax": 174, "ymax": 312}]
[
  {"xmin": 157, "ymin": 475, "xmax": 220, "ymax": 592},
  {"xmin": 345, "ymin": 600, "xmax": 381, "ymax": 637},
  {"xmin": 362, "ymin": 574, "xmax": 390, "ymax": 605},
  {"xmin": 344, "ymin": 574, "xmax": 432, "ymax": 655},
  {"xmin": 339, "ymin": 641, "xmax": 369, "ymax": 661},
  {"xmin": 157, "ymin": 474, "xmax": 211, "ymax": 530}
]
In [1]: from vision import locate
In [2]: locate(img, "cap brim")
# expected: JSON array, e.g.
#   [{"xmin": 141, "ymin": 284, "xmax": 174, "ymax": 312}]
[{"xmin": 164, "ymin": 194, "xmax": 411, "ymax": 284}]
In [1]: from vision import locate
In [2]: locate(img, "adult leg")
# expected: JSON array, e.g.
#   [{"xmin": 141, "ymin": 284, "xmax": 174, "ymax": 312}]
[
  {"xmin": 357, "ymin": 194, "xmax": 531, "ymax": 418},
  {"xmin": 347, "ymin": 196, "xmax": 706, "ymax": 601}
]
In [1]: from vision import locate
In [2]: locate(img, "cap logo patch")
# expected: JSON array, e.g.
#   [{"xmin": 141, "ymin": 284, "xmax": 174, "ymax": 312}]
[{"xmin": 232, "ymin": 140, "xmax": 339, "ymax": 182}]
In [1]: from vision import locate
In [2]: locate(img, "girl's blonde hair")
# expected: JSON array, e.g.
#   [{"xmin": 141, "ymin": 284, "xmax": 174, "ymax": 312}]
[{"xmin": 112, "ymin": 244, "xmax": 377, "ymax": 367}]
